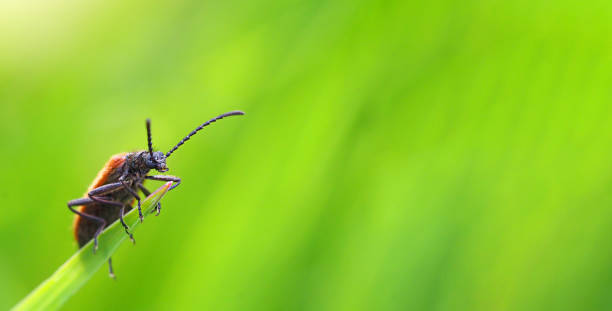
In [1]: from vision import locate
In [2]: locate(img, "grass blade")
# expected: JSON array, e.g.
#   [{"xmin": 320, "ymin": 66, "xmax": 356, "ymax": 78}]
[{"xmin": 11, "ymin": 182, "xmax": 174, "ymax": 311}]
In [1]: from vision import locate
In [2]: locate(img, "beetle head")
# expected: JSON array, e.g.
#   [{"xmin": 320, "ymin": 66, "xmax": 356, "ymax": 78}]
[{"xmin": 145, "ymin": 151, "xmax": 168, "ymax": 172}]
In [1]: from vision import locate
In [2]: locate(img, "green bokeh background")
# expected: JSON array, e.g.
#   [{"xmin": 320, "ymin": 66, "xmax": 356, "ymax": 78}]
[{"xmin": 1, "ymin": 0, "xmax": 612, "ymax": 310}]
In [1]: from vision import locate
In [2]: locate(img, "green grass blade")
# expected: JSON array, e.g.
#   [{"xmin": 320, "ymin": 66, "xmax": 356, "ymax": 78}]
[{"xmin": 11, "ymin": 182, "xmax": 174, "ymax": 311}]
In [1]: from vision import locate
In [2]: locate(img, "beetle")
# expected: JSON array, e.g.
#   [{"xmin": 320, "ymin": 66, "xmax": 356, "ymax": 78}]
[{"xmin": 68, "ymin": 110, "xmax": 244, "ymax": 277}]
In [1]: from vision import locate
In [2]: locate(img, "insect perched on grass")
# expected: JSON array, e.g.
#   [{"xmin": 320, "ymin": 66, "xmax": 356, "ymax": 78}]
[{"xmin": 68, "ymin": 111, "xmax": 245, "ymax": 277}]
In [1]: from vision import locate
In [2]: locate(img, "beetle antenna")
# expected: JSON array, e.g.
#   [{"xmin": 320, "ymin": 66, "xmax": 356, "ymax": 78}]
[
  {"xmin": 166, "ymin": 110, "xmax": 245, "ymax": 158},
  {"xmin": 146, "ymin": 118, "xmax": 154, "ymax": 157}
]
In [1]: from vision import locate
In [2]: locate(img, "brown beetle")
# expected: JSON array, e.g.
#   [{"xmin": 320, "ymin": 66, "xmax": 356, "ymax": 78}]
[{"xmin": 67, "ymin": 111, "xmax": 244, "ymax": 277}]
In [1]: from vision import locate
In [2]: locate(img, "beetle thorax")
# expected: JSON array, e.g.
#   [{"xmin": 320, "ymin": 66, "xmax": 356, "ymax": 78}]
[{"xmin": 123, "ymin": 151, "xmax": 151, "ymax": 180}]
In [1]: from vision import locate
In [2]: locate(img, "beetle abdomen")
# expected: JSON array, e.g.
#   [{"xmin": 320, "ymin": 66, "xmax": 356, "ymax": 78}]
[
  {"xmin": 75, "ymin": 202, "xmax": 133, "ymax": 247},
  {"xmin": 73, "ymin": 153, "xmax": 139, "ymax": 247}
]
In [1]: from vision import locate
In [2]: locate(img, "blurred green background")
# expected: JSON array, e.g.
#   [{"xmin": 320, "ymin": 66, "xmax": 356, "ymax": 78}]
[{"xmin": 1, "ymin": 0, "xmax": 612, "ymax": 310}]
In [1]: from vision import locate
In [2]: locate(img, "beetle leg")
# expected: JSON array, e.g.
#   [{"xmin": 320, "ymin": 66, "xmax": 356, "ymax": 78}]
[
  {"xmin": 67, "ymin": 198, "xmax": 106, "ymax": 254},
  {"xmin": 121, "ymin": 180, "xmax": 143, "ymax": 223},
  {"xmin": 119, "ymin": 206, "xmax": 135, "ymax": 244},
  {"xmin": 88, "ymin": 182, "xmax": 124, "ymax": 197},
  {"xmin": 138, "ymin": 184, "xmax": 161, "ymax": 216},
  {"xmin": 67, "ymin": 197, "xmax": 94, "ymax": 206},
  {"xmin": 145, "ymin": 175, "xmax": 182, "ymax": 191},
  {"xmin": 86, "ymin": 182, "xmax": 135, "ymax": 245},
  {"xmin": 108, "ymin": 258, "xmax": 116, "ymax": 279}
]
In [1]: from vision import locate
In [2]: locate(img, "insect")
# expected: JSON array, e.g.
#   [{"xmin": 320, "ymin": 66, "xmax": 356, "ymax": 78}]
[{"xmin": 68, "ymin": 110, "xmax": 244, "ymax": 277}]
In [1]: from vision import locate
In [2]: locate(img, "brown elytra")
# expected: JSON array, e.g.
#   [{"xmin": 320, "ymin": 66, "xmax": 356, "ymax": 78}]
[{"xmin": 73, "ymin": 153, "xmax": 131, "ymax": 247}]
